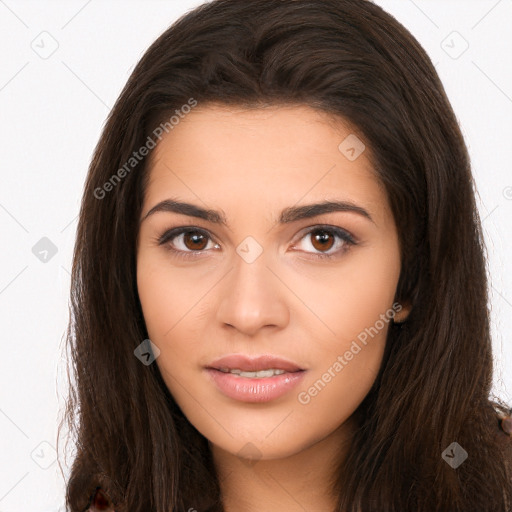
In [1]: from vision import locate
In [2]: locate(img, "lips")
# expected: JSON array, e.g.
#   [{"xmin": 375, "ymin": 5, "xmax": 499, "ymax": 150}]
[{"xmin": 206, "ymin": 354, "xmax": 304, "ymax": 373}]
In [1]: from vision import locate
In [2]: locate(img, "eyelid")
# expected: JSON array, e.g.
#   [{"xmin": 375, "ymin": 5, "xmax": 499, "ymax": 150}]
[
  {"xmin": 289, "ymin": 224, "xmax": 357, "ymax": 259},
  {"xmin": 157, "ymin": 226, "xmax": 219, "ymax": 250},
  {"xmin": 292, "ymin": 223, "xmax": 357, "ymax": 245}
]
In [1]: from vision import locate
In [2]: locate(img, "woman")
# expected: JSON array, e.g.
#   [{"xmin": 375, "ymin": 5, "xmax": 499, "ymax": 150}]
[{"xmin": 60, "ymin": 0, "xmax": 512, "ymax": 510}]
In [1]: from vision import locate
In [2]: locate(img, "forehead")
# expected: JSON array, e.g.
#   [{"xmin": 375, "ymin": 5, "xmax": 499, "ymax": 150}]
[{"xmin": 143, "ymin": 103, "xmax": 387, "ymax": 220}]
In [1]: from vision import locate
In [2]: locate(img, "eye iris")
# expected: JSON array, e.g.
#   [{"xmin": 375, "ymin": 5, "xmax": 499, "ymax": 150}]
[
  {"xmin": 311, "ymin": 230, "xmax": 334, "ymax": 252},
  {"xmin": 184, "ymin": 231, "xmax": 208, "ymax": 251}
]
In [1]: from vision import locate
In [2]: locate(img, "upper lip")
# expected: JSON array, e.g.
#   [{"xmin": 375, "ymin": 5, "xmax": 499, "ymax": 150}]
[{"xmin": 206, "ymin": 354, "xmax": 304, "ymax": 372}]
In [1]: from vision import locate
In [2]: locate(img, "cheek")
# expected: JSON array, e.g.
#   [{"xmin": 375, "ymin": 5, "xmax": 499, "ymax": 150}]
[
  {"xmin": 136, "ymin": 254, "xmax": 212, "ymax": 396},
  {"xmin": 296, "ymin": 306, "xmax": 390, "ymax": 436},
  {"xmin": 293, "ymin": 345, "xmax": 384, "ymax": 449},
  {"xmin": 137, "ymin": 271, "xmax": 172, "ymax": 341},
  {"xmin": 136, "ymin": 252, "xmax": 212, "ymax": 340},
  {"xmin": 293, "ymin": 243, "xmax": 399, "ymax": 413},
  {"xmin": 287, "ymin": 241, "xmax": 401, "ymax": 348}
]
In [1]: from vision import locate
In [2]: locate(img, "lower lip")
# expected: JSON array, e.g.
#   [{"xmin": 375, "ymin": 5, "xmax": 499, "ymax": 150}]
[{"xmin": 205, "ymin": 368, "xmax": 306, "ymax": 403}]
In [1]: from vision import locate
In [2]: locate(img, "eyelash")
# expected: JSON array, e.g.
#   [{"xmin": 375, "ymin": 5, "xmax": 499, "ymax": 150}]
[{"xmin": 156, "ymin": 225, "xmax": 357, "ymax": 261}]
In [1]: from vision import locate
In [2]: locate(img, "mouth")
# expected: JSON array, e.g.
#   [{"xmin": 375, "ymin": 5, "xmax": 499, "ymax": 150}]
[
  {"xmin": 206, "ymin": 353, "xmax": 305, "ymax": 373},
  {"xmin": 214, "ymin": 367, "xmax": 300, "ymax": 378},
  {"xmin": 204, "ymin": 354, "xmax": 306, "ymax": 403}
]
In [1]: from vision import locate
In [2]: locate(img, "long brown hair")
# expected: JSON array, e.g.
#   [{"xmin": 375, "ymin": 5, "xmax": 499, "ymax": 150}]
[{"xmin": 59, "ymin": 0, "xmax": 512, "ymax": 510}]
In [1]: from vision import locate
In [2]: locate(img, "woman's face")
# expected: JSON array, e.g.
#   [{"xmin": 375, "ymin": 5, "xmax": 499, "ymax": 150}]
[{"xmin": 136, "ymin": 104, "xmax": 409, "ymax": 461}]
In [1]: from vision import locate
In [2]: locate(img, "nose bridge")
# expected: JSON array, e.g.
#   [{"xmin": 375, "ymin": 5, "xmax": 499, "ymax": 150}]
[{"xmin": 216, "ymin": 237, "xmax": 289, "ymax": 334}]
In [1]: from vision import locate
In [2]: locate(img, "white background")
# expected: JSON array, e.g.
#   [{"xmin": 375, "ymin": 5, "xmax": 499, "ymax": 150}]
[{"xmin": 0, "ymin": 0, "xmax": 511, "ymax": 509}]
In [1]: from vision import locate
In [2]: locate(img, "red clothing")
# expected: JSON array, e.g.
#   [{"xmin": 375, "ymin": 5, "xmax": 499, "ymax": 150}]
[{"xmin": 88, "ymin": 488, "xmax": 113, "ymax": 511}]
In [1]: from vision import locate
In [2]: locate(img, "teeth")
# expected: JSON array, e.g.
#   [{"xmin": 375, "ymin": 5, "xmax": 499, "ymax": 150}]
[{"xmin": 218, "ymin": 368, "xmax": 287, "ymax": 378}]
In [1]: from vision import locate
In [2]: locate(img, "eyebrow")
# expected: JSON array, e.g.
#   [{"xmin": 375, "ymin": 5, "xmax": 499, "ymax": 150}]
[{"xmin": 140, "ymin": 198, "xmax": 375, "ymax": 227}]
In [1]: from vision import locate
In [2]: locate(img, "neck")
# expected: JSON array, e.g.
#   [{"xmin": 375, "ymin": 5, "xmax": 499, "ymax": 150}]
[{"xmin": 209, "ymin": 415, "xmax": 357, "ymax": 512}]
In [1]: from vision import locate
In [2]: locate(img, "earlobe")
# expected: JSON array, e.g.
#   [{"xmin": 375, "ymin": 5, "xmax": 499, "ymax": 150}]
[{"xmin": 392, "ymin": 301, "xmax": 412, "ymax": 324}]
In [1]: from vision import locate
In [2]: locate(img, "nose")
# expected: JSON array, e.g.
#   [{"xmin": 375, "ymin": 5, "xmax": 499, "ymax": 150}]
[{"xmin": 215, "ymin": 247, "xmax": 290, "ymax": 336}]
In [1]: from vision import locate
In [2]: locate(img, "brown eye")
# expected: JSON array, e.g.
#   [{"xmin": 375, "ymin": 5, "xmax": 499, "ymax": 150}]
[
  {"xmin": 292, "ymin": 225, "xmax": 357, "ymax": 260},
  {"xmin": 310, "ymin": 229, "xmax": 335, "ymax": 252},
  {"xmin": 158, "ymin": 227, "xmax": 219, "ymax": 259},
  {"xmin": 182, "ymin": 230, "xmax": 209, "ymax": 251}
]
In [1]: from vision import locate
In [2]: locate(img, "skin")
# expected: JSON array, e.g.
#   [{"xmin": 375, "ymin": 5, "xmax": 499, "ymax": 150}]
[{"xmin": 136, "ymin": 103, "xmax": 411, "ymax": 512}]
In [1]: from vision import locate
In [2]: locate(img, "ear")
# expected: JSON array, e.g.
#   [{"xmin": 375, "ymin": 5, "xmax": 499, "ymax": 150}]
[{"xmin": 392, "ymin": 301, "xmax": 412, "ymax": 324}]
